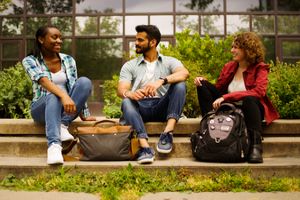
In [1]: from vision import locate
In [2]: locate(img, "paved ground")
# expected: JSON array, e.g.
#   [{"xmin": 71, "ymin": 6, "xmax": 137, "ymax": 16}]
[
  {"xmin": 1, "ymin": 190, "xmax": 300, "ymax": 200},
  {"xmin": 0, "ymin": 190, "xmax": 100, "ymax": 200},
  {"xmin": 141, "ymin": 192, "xmax": 300, "ymax": 200}
]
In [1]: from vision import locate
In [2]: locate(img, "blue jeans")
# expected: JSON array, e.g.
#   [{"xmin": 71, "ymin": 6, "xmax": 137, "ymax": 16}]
[
  {"xmin": 31, "ymin": 77, "xmax": 92, "ymax": 146},
  {"xmin": 121, "ymin": 82, "xmax": 186, "ymax": 139}
]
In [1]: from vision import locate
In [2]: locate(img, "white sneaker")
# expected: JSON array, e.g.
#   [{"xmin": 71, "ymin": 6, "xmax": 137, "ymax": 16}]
[
  {"xmin": 60, "ymin": 124, "xmax": 74, "ymax": 141},
  {"xmin": 47, "ymin": 143, "xmax": 64, "ymax": 165}
]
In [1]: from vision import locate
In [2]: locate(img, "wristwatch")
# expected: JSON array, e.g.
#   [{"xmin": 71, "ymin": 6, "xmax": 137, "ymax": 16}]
[{"xmin": 159, "ymin": 77, "xmax": 168, "ymax": 85}]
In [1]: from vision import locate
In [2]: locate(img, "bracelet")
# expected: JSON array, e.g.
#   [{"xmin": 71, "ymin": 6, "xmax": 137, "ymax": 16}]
[{"xmin": 123, "ymin": 91, "xmax": 129, "ymax": 98}]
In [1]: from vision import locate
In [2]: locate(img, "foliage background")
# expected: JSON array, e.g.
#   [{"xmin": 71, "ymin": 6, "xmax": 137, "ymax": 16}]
[
  {"xmin": 268, "ymin": 61, "xmax": 300, "ymax": 118},
  {"xmin": 0, "ymin": 63, "xmax": 32, "ymax": 118},
  {"xmin": 0, "ymin": 32, "xmax": 299, "ymax": 119}
]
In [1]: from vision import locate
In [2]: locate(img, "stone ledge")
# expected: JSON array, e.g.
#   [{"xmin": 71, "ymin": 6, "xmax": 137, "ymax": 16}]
[
  {"xmin": 0, "ymin": 118, "xmax": 299, "ymax": 135},
  {"xmin": 1, "ymin": 136, "xmax": 299, "ymax": 158},
  {"xmin": 0, "ymin": 157, "xmax": 299, "ymax": 179}
]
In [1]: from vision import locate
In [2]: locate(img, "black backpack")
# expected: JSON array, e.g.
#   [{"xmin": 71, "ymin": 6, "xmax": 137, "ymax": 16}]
[{"xmin": 191, "ymin": 103, "xmax": 249, "ymax": 162}]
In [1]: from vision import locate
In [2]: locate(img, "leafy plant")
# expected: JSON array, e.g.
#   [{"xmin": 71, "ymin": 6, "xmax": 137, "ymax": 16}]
[
  {"xmin": 268, "ymin": 60, "xmax": 300, "ymax": 119},
  {"xmin": 102, "ymin": 75, "xmax": 122, "ymax": 118},
  {"xmin": 0, "ymin": 62, "xmax": 32, "ymax": 118},
  {"xmin": 1, "ymin": 165, "xmax": 300, "ymax": 200},
  {"xmin": 160, "ymin": 30, "xmax": 233, "ymax": 117}
]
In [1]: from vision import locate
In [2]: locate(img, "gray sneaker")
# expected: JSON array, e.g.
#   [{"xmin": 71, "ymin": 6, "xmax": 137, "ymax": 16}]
[
  {"xmin": 137, "ymin": 147, "xmax": 155, "ymax": 164},
  {"xmin": 157, "ymin": 132, "xmax": 173, "ymax": 154}
]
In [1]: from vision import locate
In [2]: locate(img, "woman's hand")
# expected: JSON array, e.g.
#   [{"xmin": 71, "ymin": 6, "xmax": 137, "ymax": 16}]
[
  {"xmin": 212, "ymin": 97, "xmax": 224, "ymax": 110},
  {"xmin": 194, "ymin": 76, "xmax": 207, "ymax": 86},
  {"xmin": 61, "ymin": 94, "xmax": 77, "ymax": 114}
]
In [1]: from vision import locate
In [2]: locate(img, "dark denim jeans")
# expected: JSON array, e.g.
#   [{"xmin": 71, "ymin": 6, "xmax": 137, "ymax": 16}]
[
  {"xmin": 31, "ymin": 77, "xmax": 92, "ymax": 146},
  {"xmin": 121, "ymin": 82, "xmax": 186, "ymax": 139}
]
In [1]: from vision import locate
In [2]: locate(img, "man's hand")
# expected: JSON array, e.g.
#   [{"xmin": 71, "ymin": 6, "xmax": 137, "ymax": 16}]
[
  {"xmin": 143, "ymin": 80, "xmax": 163, "ymax": 97},
  {"xmin": 128, "ymin": 89, "xmax": 147, "ymax": 101}
]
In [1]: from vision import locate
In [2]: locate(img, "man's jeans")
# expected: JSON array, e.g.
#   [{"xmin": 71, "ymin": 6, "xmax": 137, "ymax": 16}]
[
  {"xmin": 31, "ymin": 77, "xmax": 92, "ymax": 146},
  {"xmin": 121, "ymin": 82, "xmax": 186, "ymax": 139}
]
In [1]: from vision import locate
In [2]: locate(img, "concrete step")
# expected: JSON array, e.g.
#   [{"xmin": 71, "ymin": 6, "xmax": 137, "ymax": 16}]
[
  {"xmin": 0, "ymin": 156, "xmax": 299, "ymax": 179},
  {"xmin": 1, "ymin": 136, "xmax": 299, "ymax": 158},
  {"xmin": 1, "ymin": 119, "xmax": 300, "ymax": 136}
]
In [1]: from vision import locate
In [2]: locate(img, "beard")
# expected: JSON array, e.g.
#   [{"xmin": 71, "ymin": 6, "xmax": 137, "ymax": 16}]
[{"xmin": 135, "ymin": 42, "xmax": 151, "ymax": 54}]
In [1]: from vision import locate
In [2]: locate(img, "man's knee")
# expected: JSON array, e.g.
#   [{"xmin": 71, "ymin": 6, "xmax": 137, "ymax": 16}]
[
  {"xmin": 171, "ymin": 81, "xmax": 186, "ymax": 94},
  {"xmin": 121, "ymin": 98, "xmax": 136, "ymax": 112}
]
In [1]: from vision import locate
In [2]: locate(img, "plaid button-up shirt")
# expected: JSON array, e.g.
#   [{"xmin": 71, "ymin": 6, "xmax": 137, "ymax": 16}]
[{"xmin": 22, "ymin": 53, "xmax": 90, "ymax": 117}]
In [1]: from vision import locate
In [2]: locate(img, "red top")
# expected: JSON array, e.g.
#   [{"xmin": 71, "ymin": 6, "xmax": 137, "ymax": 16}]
[{"xmin": 215, "ymin": 61, "xmax": 280, "ymax": 125}]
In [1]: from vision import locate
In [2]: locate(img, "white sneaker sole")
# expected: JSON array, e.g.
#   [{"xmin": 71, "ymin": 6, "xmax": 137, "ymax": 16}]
[
  {"xmin": 137, "ymin": 157, "xmax": 154, "ymax": 164},
  {"xmin": 61, "ymin": 135, "xmax": 74, "ymax": 142},
  {"xmin": 47, "ymin": 159, "xmax": 64, "ymax": 165},
  {"xmin": 156, "ymin": 146, "xmax": 172, "ymax": 154}
]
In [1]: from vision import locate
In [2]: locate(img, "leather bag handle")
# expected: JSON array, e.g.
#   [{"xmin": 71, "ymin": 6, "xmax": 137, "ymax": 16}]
[{"xmin": 93, "ymin": 119, "xmax": 119, "ymax": 127}]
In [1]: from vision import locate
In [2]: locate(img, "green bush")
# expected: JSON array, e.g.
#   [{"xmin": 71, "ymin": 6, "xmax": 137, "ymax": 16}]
[
  {"xmin": 268, "ymin": 61, "xmax": 300, "ymax": 119},
  {"xmin": 0, "ymin": 62, "xmax": 32, "ymax": 118},
  {"xmin": 160, "ymin": 31, "xmax": 233, "ymax": 117},
  {"xmin": 102, "ymin": 75, "xmax": 122, "ymax": 118}
]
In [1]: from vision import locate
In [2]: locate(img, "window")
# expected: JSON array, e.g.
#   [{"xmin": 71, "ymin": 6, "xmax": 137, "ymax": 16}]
[
  {"xmin": 176, "ymin": 15, "xmax": 199, "ymax": 34},
  {"xmin": 26, "ymin": 17, "xmax": 48, "ymax": 36},
  {"xmin": 126, "ymin": 0, "xmax": 173, "ymax": 13},
  {"xmin": 1, "ymin": 41, "xmax": 22, "ymax": 69},
  {"xmin": 227, "ymin": 0, "xmax": 273, "ymax": 12},
  {"xmin": 278, "ymin": 15, "xmax": 300, "ymax": 35},
  {"xmin": 1, "ymin": 0, "xmax": 24, "ymax": 15},
  {"xmin": 278, "ymin": 0, "xmax": 300, "ymax": 11},
  {"xmin": 227, "ymin": 15, "xmax": 249, "ymax": 34},
  {"xmin": 75, "ymin": 16, "xmax": 98, "ymax": 36},
  {"xmin": 150, "ymin": 15, "xmax": 174, "ymax": 35},
  {"xmin": 176, "ymin": 0, "xmax": 223, "ymax": 12},
  {"xmin": 76, "ymin": 0, "xmax": 122, "ymax": 14},
  {"xmin": 2, "ymin": 17, "xmax": 23, "ymax": 36},
  {"xmin": 51, "ymin": 17, "xmax": 72, "ymax": 36},
  {"xmin": 202, "ymin": 15, "xmax": 224, "ymax": 35},
  {"xmin": 99, "ymin": 16, "xmax": 123, "ymax": 35},
  {"xmin": 125, "ymin": 16, "xmax": 148, "ymax": 35},
  {"xmin": 281, "ymin": 40, "xmax": 300, "ymax": 63},
  {"xmin": 75, "ymin": 38, "xmax": 122, "ymax": 80},
  {"xmin": 252, "ymin": 15, "xmax": 274, "ymax": 34},
  {"xmin": 26, "ymin": 0, "xmax": 73, "ymax": 14}
]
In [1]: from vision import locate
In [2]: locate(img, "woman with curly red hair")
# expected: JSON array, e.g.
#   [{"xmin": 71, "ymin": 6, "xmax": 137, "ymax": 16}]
[{"xmin": 194, "ymin": 32, "xmax": 279, "ymax": 163}]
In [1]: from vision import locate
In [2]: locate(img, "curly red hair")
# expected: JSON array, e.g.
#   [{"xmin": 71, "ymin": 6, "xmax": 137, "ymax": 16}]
[{"xmin": 233, "ymin": 32, "xmax": 266, "ymax": 65}]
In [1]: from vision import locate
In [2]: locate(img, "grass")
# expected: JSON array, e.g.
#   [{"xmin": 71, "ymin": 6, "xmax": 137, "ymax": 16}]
[{"xmin": 1, "ymin": 164, "xmax": 299, "ymax": 200}]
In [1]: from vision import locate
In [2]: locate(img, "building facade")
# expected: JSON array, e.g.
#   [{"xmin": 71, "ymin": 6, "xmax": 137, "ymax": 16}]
[{"xmin": 0, "ymin": 0, "xmax": 299, "ymax": 101}]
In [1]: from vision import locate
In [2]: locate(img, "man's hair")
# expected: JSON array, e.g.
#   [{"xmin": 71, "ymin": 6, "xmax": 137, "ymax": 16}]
[{"xmin": 135, "ymin": 25, "xmax": 161, "ymax": 46}]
